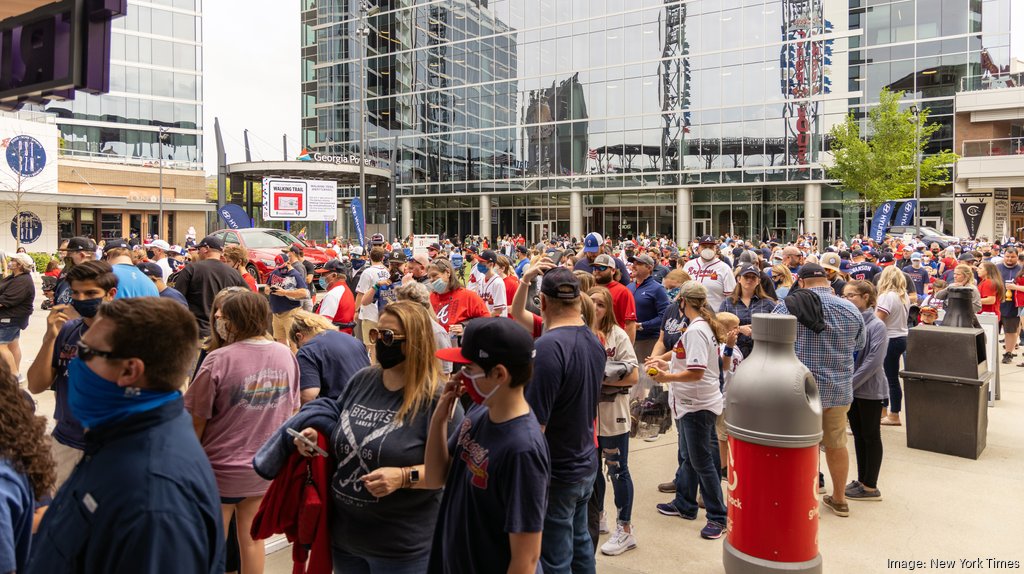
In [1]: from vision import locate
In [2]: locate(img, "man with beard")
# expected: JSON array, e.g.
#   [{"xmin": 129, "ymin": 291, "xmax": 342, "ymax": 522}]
[{"xmin": 592, "ymin": 254, "xmax": 637, "ymax": 343}]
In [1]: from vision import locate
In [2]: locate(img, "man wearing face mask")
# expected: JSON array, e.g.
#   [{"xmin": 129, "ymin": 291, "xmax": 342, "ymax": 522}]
[
  {"xmin": 26, "ymin": 261, "xmax": 118, "ymax": 491},
  {"xmin": 27, "ymin": 297, "xmax": 225, "ymax": 574},
  {"xmin": 145, "ymin": 239, "xmax": 174, "ymax": 280},
  {"xmin": 424, "ymin": 318, "xmax": 549, "ymax": 574},
  {"xmin": 53, "ymin": 236, "xmax": 97, "ymax": 306},
  {"xmin": 315, "ymin": 259, "xmax": 356, "ymax": 334},
  {"xmin": 475, "ymin": 250, "xmax": 508, "ymax": 317},
  {"xmin": 903, "ymin": 252, "xmax": 929, "ymax": 298},
  {"xmin": 683, "ymin": 236, "xmax": 736, "ymax": 312}
]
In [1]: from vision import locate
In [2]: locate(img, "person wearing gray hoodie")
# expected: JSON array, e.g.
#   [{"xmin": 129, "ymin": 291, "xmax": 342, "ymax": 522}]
[{"xmin": 842, "ymin": 280, "xmax": 889, "ymax": 502}]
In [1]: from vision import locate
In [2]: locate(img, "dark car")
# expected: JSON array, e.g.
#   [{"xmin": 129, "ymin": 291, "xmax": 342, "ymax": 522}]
[
  {"xmin": 208, "ymin": 228, "xmax": 331, "ymax": 284},
  {"xmin": 884, "ymin": 225, "xmax": 959, "ymax": 249}
]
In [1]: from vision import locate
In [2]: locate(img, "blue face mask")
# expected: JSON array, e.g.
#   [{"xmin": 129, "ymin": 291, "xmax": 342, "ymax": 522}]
[
  {"xmin": 477, "ymin": 263, "xmax": 489, "ymax": 274},
  {"xmin": 430, "ymin": 279, "xmax": 448, "ymax": 294},
  {"xmin": 71, "ymin": 297, "xmax": 104, "ymax": 318},
  {"xmin": 67, "ymin": 358, "xmax": 180, "ymax": 431},
  {"xmin": 318, "ymin": 277, "xmax": 330, "ymax": 290}
]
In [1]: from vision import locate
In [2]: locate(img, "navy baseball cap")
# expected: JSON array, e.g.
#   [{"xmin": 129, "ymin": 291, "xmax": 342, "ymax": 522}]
[
  {"xmin": 436, "ymin": 318, "xmax": 536, "ymax": 372},
  {"xmin": 540, "ymin": 267, "xmax": 580, "ymax": 300},
  {"xmin": 583, "ymin": 232, "xmax": 603, "ymax": 253},
  {"xmin": 136, "ymin": 262, "xmax": 162, "ymax": 278},
  {"xmin": 103, "ymin": 239, "xmax": 130, "ymax": 253},
  {"xmin": 316, "ymin": 259, "xmax": 347, "ymax": 274}
]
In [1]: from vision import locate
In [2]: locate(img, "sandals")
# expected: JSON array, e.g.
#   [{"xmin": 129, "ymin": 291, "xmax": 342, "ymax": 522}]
[{"xmin": 880, "ymin": 416, "xmax": 902, "ymax": 426}]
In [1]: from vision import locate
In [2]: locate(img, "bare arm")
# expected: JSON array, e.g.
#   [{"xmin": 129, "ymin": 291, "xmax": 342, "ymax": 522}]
[
  {"xmin": 422, "ymin": 381, "xmax": 460, "ymax": 489},
  {"xmin": 300, "ymin": 388, "xmax": 319, "ymax": 404},
  {"xmin": 507, "ymin": 532, "xmax": 543, "ymax": 574},
  {"xmin": 191, "ymin": 414, "xmax": 207, "ymax": 441},
  {"xmin": 624, "ymin": 320, "xmax": 637, "ymax": 344},
  {"xmin": 511, "ymin": 258, "xmax": 554, "ymax": 333},
  {"xmin": 27, "ymin": 306, "xmax": 70, "ymax": 394},
  {"xmin": 650, "ymin": 331, "xmax": 667, "ymax": 357}
]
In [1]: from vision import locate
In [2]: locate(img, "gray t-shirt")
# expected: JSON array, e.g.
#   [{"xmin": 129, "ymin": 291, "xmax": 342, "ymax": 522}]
[{"xmin": 328, "ymin": 367, "xmax": 462, "ymax": 559}]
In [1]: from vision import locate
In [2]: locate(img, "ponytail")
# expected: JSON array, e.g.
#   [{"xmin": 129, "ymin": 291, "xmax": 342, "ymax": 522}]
[{"xmin": 683, "ymin": 296, "xmax": 729, "ymax": 343}]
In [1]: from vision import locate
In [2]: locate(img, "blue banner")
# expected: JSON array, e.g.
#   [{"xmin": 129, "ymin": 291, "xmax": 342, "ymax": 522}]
[
  {"xmin": 218, "ymin": 204, "xmax": 251, "ymax": 230},
  {"xmin": 351, "ymin": 198, "xmax": 366, "ymax": 247},
  {"xmin": 893, "ymin": 200, "xmax": 917, "ymax": 227},
  {"xmin": 869, "ymin": 201, "xmax": 898, "ymax": 243}
]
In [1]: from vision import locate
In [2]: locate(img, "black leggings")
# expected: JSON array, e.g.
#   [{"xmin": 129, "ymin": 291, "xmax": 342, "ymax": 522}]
[{"xmin": 847, "ymin": 398, "xmax": 884, "ymax": 489}]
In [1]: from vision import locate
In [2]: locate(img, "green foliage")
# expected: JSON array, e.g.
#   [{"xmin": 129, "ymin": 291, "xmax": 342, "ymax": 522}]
[
  {"xmin": 827, "ymin": 88, "xmax": 959, "ymax": 209},
  {"xmin": 28, "ymin": 252, "xmax": 54, "ymax": 273}
]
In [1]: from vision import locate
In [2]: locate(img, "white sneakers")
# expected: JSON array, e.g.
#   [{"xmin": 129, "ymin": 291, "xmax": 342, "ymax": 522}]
[{"xmin": 600, "ymin": 524, "xmax": 638, "ymax": 556}]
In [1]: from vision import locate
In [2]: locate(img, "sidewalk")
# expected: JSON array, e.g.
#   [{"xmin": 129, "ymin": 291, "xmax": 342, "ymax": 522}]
[{"xmin": 17, "ymin": 298, "xmax": 1021, "ymax": 573}]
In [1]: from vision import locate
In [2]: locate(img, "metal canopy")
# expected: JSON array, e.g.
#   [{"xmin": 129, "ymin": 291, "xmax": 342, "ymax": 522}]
[{"xmin": 225, "ymin": 160, "xmax": 392, "ymax": 185}]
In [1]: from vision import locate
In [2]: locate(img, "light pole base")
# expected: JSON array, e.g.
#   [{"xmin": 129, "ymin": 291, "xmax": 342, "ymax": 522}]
[{"xmin": 724, "ymin": 540, "xmax": 822, "ymax": 574}]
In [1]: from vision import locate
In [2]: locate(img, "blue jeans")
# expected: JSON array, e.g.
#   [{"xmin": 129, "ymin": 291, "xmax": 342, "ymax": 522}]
[
  {"xmin": 542, "ymin": 472, "xmax": 596, "ymax": 574},
  {"xmin": 331, "ymin": 546, "xmax": 429, "ymax": 574},
  {"xmin": 673, "ymin": 411, "xmax": 727, "ymax": 525},
  {"xmin": 597, "ymin": 433, "xmax": 634, "ymax": 523},
  {"xmin": 882, "ymin": 336, "xmax": 907, "ymax": 413}
]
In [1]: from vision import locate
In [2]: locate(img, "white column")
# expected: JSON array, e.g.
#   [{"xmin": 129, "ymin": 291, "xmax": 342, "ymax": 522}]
[
  {"xmin": 479, "ymin": 194, "xmax": 491, "ymax": 239},
  {"xmin": 804, "ymin": 183, "xmax": 822, "ymax": 243},
  {"xmin": 569, "ymin": 190, "xmax": 583, "ymax": 240},
  {"xmin": 677, "ymin": 188, "xmax": 692, "ymax": 243},
  {"xmin": 401, "ymin": 197, "xmax": 413, "ymax": 239}
]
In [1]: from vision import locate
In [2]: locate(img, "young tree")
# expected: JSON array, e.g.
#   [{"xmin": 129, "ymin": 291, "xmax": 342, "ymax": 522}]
[{"xmin": 827, "ymin": 88, "xmax": 958, "ymax": 208}]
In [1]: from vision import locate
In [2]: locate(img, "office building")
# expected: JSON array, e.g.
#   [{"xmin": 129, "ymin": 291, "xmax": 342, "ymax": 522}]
[{"xmin": 304, "ymin": 0, "xmax": 1015, "ymax": 244}]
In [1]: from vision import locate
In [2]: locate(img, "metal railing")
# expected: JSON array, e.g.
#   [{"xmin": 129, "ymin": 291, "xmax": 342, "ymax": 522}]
[
  {"xmin": 57, "ymin": 148, "xmax": 201, "ymax": 171},
  {"xmin": 959, "ymin": 73, "xmax": 1024, "ymax": 93},
  {"xmin": 961, "ymin": 137, "xmax": 1024, "ymax": 158}
]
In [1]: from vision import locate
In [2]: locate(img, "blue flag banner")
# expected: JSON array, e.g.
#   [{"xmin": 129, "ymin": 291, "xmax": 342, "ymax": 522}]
[
  {"xmin": 351, "ymin": 198, "xmax": 366, "ymax": 247},
  {"xmin": 218, "ymin": 204, "xmax": 251, "ymax": 230},
  {"xmin": 869, "ymin": 201, "xmax": 898, "ymax": 243},
  {"xmin": 893, "ymin": 200, "xmax": 917, "ymax": 227}
]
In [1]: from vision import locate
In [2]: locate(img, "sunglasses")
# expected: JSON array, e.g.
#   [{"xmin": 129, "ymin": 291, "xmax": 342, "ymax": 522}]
[
  {"xmin": 369, "ymin": 328, "xmax": 407, "ymax": 346},
  {"xmin": 76, "ymin": 340, "xmax": 124, "ymax": 361},
  {"xmin": 593, "ymin": 265, "xmax": 611, "ymax": 272}
]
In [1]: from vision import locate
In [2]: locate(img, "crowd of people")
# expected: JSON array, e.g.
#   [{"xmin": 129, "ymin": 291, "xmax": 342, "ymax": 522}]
[{"xmin": 0, "ymin": 224, "xmax": 1016, "ymax": 574}]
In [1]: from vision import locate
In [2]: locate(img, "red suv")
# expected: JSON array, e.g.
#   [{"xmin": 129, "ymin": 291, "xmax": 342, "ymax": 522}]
[{"xmin": 209, "ymin": 228, "xmax": 332, "ymax": 284}]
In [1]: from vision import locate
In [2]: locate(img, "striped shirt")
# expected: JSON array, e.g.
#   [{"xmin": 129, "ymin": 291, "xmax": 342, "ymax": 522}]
[{"xmin": 772, "ymin": 286, "xmax": 865, "ymax": 408}]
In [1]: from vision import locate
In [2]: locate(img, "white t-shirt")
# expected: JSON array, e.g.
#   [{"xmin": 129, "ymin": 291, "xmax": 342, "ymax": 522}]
[
  {"xmin": 317, "ymin": 283, "xmax": 350, "ymax": 323},
  {"xmin": 683, "ymin": 258, "xmax": 736, "ymax": 312},
  {"xmin": 356, "ymin": 264, "xmax": 389, "ymax": 323},
  {"xmin": 476, "ymin": 274, "xmax": 508, "ymax": 317},
  {"xmin": 719, "ymin": 343, "xmax": 744, "ymax": 402},
  {"xmin": 154, "ymin": 257, "xmax": 173, "ymax": 281},
  {"xmin": 598, "ymin": 325, "xmax": 638, "ymax": 437},
  {"xmin": 467, "ymin": 267, "xmax": 485, "ymax": 293},
  {"xmin": 877, "ymin": 290, "xmax": 909, "ymax": 338},
  {"xmin": 668, "ymin": 318, "xmax": 723, "ymax": 419}
]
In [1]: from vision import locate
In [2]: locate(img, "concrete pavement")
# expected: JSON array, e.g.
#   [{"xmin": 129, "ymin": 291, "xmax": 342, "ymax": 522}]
[{"xmin": 15, "ymin": 291, "xmax": 1022, "ymax": 573}]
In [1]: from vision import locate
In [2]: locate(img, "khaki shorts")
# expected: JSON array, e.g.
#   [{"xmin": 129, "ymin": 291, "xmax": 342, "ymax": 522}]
[
  {"xmin": 360, "ymin": 319, "xmax": 378, "ymax": 346},
  {"xmin": 272, "ymin": 307, "xmax": 302, "ymax": 346},
  {"xmin": 715, "ymin": 411, "xmax": 728, "ymax": 442},
  {"xmin": 822, "ymin": 405, "xmax": 851, "ymax": 449},
  {"xmin": 51, "ymin": 439, "xmax": 84, "ymax": 494}
]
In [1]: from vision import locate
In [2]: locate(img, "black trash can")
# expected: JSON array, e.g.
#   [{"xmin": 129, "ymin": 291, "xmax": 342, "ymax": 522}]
[{"xmin": 900, "ymin": 324, "xmax": 990, "ymax": 460}]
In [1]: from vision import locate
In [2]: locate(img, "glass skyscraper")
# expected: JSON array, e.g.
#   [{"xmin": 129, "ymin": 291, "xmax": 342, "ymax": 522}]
[
  {"xmin": 44, "ymin": 0, "xmax": 204, "ymax": 169},
  {"xmin": 303, "ymin": 0, "xmax": 1013, "ymax": 243}
]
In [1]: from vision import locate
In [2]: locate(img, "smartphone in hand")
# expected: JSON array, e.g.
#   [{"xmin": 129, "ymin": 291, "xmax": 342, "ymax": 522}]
[{"xmin": 286, "ymin": 427, "xmax": 328, "ymax": 457}]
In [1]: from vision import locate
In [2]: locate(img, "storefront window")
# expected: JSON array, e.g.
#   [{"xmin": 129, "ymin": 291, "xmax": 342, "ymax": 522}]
[{"xmin": 101, "ymin": 213, "xmax": 123, "ymax": 240}]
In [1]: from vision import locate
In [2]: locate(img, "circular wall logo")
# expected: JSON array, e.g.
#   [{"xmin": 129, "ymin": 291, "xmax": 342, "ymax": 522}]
[
  {"xmin": 5, "ymin": 135, "xmax": 47, "ymax": 177},
  {"xmin": 10, "ymin": 211, "xmax": 43, "ymax": 244}
]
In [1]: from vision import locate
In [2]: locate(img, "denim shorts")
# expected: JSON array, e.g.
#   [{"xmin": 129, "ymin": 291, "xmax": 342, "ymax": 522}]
[{"xmin": 0, "ymin": 323, "xmax": 21, "ymax": 344}]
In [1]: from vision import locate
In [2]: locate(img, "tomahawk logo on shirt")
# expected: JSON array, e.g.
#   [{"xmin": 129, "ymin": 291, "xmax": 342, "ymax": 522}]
[{"xmin": 456, "ymin": 418, "xmax": 490, "ymax": 489}]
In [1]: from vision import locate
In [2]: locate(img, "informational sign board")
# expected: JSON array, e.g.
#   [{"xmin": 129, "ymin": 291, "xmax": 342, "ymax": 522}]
[
  {"xmin": 413, "ymin": 234, "xmax": 440, "ymax": 256},
  {"xmin": 10, "ymin": 211, "xmax": 42, "ymax": 244},
  {"xmin": 262, "ymin": 177, "xmax": 338, "ymax": 221}
]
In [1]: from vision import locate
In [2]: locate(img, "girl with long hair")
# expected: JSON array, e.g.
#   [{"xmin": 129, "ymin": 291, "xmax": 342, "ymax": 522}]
[
  {"xmin": 771, "ymin": 264, "xmax": 795, "ymax": 298},
  {"xmin": 587, "ymin": 286, "xmax": 639, "ymax": 555},
  {"xmin": 186, "ymin": 291, "xmax": 300, "ymax": 574},
  {"xmin": 876, "ymin": 265, "xmax": 909, "ymax": 426},
  {"xmin": 295, "ymin": 301, "xmax": 460, "ymax": 573},
  {"xmin": 427, "ymin": 258, "xmax": 489, "ymax": 339},
  {"xmin": 0, "ymin": 362, "xmax": 55, "ymax": 571},
  {"xmin": 977, "ymin": 261, "xmax": 1005, "ymax": 318},
  {"xmin": 644, "ymin": 281, "xmax": 728, "ymax": 540},
  {"xmin": 933, "ymin": 263, "xmax": 981, "ymax": 313},
  {"xmin": 842, "ymin": 280, "xmax": 888, "ymax": 501}
]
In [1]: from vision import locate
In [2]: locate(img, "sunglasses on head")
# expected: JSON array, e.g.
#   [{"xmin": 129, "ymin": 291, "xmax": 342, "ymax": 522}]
[
  {"xmin": 369, "ymin": 328, "xmax": 406, "ymax": 346},
  {"xmin": 76, "ymin": 340, "xmax": 124, "ymax": 361}
]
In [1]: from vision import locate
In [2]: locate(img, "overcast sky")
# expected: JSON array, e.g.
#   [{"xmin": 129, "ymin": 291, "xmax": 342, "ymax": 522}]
[{"xmin": 202, "ymin": 3, "xmax": 1024, "ymax": 175}]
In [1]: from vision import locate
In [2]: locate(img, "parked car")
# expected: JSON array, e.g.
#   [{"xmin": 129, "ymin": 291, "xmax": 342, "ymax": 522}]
[
  {"xmin": 208, "ymin": 228, "xmax": 331, "ymax": 284},
  {"xmin": 884, "ymin": 225, "xmax": 959, "ymax": 249}
]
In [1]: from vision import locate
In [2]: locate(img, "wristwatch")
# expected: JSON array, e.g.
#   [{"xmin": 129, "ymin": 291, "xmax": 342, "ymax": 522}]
[{"xmin": 409, "ymin": 468, "xmax": 420, "ymax": 485}]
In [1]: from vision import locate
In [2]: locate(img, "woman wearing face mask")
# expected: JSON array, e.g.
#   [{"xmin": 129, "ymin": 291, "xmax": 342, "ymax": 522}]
[
  {"xmin": 185, "ymin": 290, "xmax": 300, "ymax": 574},
  {"xmin": 771, "ymin": 264, "xmax": 795, "ymax": 298},
  {"xmin": 0, "ymin": 253, "xmax": 35, "ymax": 376},
  {"xmin": 293, "ymin": 301, "xmax": 463, "ymax": 573},
  {"xmin": 587, "ymin": 286, "xmax": 640, "ymax": 555},
  {"xmin": 427, "ymin": 258, "xmax": 489, "ymax": 340}
]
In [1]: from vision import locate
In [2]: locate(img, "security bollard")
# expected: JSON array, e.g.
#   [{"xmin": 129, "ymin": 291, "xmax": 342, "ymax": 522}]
[{"xmin": 723, "ymin": 314, "xmax": 823, "ymax": 574}]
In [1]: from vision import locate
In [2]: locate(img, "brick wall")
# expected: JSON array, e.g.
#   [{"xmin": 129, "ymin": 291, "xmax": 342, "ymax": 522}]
[{"xmin": 954, "ymin": 113, "xmax": 1016, "ymax": 155}]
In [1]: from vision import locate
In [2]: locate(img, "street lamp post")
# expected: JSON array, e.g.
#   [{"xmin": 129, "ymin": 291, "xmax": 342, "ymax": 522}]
[
  {"xmin": 157, "ymin": 127, "xmax": 168, "ymax": 239},
  {"xmin": 356, "ymin": 1, "xmax": 380, "ymax": 237},
  {"xmin": 910, "ymin": 105, "xmax": 921, "ymax": 227}
]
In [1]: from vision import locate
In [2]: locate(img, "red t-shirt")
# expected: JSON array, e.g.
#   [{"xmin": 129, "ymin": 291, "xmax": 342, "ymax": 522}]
[
  {"xmin": 503, "ymin": 275, "xmax": 519, "ymax": 304},
  {"xmin": 978, "ymin": 279, "xmax": 1000, "ymax": 318},
  {"xmin": 241, "ymin": 272, "xmax": 258, "ymax": 292},
  {"xmin": 606, "ymin": 281, "xmax": 637, "ymax": 328},
  {"xmin": 431, "ymin": 287, "xmax": 490, "ymax": 330},
  {"xmin": 1015, "ymin": 276, "xmax": 1024, "ymax": 308}
]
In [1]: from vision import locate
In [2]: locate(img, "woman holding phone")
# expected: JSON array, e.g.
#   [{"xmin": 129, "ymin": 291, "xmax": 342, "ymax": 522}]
[{"xmin": 294, "ymin": 301, "xmax": 462, "ymax": 573}]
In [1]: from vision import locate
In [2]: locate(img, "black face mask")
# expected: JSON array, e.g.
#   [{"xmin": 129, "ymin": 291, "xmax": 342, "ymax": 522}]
[
  {"xmin": 376, "ymin": 340, "xmax": 406, "ymax": 369},
  {"xmin": 390, "ymin": 269, "xmax": 403, "ymax": 283},
  {"xmin": 146, "ymin": 250, "xmax": 155, "ymax": 259}
]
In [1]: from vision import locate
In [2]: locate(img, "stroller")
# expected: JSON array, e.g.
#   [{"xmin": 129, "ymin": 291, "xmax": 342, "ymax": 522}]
[
  {"xmin": 630, "ymin": 384, "xmax": 674, "ymax": 440},
  {"xmin": 40, "ymin": 276, "xmax": 57, "ymax": 310}
]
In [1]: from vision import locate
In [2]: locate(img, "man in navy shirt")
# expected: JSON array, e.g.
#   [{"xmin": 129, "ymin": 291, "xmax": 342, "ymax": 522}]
[
  {"xmin": 628, "ymin": 254, "xmax": 670, "ymax": 372},
  {"xmin": 996, "ymin": 247, "xmax": 1022, "ymax": 364},
  {"xmin": 847, "ymin": 249, "xmax": 882, "ymax": 282},
  {"xmin": 26, "ymin": 261, "xmax": 118, "ymax": 491},
  {"xmin": 27, "ymin": 298, "xmax": 224, "ymax": 574},
  {"xmin": 426, "ymin": 318, "xmax": 550, "ymax": 574},
  {"xmin": 524, "ymin": 268, "xmax": 605, "ymax": 573},
  {"xmin": 574, "ymin": 231, "xmax": 630, "ymax": 279},
  {"xmin": 137, "ymin": 261, "xmax": 188, "ymax": 306},
  {"xmin": 263, "ymin": 254, "xmax": 308, "ymax": 347},
  {"xmin": 903, "ymin": 252, "xmax": 930, "ymax": 297},
  {"xmin": 290, "ymin": 310, "xmax": 369, "ymax": 403}
]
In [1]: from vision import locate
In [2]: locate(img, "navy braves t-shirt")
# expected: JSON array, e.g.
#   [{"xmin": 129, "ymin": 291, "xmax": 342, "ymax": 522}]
[
  {"xmin": 50, "ymin": 319, "xmax": 88, "ymax": 449},
  {"xmin": 848, "ymin": 261, "xmax": 882, "ymax": 282},
  {"xmin": 525, "ymin": 325, "xmax": 604, "ymax": 484},
  {"xmin": 427, "ymin": 408, "xmax": 550, "ymax": 574},
  {"xmin": 268, "ymin": 266, "xmax": 307, "ymax": 314},
  {"xmin": 903, "ymin": 266, "xmax": 929, "ymax": 295},
  {"xmin": 296, "ymin": 330, "xmax": 369, "ymax": 399},
  {"xmin": 660, "ymin": 302, "xmax": 688, "ymax": 353}
]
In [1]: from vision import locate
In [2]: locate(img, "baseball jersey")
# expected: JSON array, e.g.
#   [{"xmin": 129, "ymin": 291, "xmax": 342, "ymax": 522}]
[
  {"xmin": 476, "ymin": 274, "xmax": 508, "ymax": 317},
  {"xmin": 683, "ymin": 258, "xmax": 736, "ymax": 312}
]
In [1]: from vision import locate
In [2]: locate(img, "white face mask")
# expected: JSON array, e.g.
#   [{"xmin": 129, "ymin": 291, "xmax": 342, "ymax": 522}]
[
  {"xmin": 911, "ymin": 260, "xmax": 922, "ymax": 268},
  {"xmin": 700, "ymin": 248, "xmax": 715, "ymax": 261}
]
